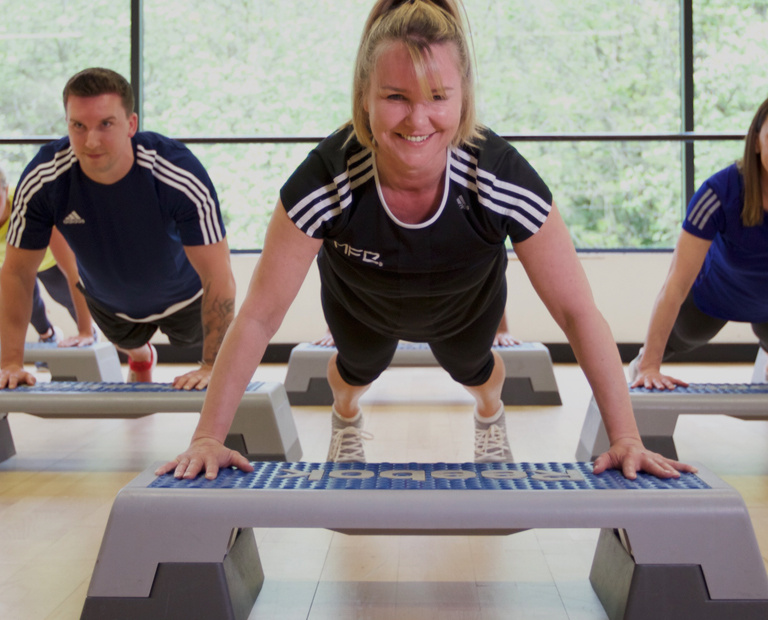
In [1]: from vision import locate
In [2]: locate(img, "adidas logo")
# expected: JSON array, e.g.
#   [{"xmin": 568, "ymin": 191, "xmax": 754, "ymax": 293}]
[
  {"xmin": 456, "ymin": 195, "xmax": 469, "ymax": 210},
  {"xmin": 62, "ymin": 211, "xmax": 86, "ymax": 225}
]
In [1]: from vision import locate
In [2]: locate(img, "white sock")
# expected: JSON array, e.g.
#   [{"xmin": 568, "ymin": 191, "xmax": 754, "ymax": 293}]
[
  {"xmin": 475, "ymin": 402, "xmax": 504, "ymax": 424},
  {"xmin": 332, "ymin": 405, "xmax": 362, "ymax": 425}
]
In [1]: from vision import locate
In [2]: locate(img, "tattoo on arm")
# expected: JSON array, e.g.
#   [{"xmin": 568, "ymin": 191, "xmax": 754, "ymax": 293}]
[{"xmin": 201, "ymin": 286, "xmax": 235, "ymax": 366}]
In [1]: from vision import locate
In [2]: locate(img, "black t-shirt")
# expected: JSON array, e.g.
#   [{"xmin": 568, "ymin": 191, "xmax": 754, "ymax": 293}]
[{"xmin": 280, "ymin": 126, "xmax": 552, "ymax": 340}]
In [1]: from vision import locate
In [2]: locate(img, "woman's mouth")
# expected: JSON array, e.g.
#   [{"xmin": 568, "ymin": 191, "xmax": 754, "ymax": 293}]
[{"xmin": 399, "ymin": 133, "xmax": 431, "ymax": 143}]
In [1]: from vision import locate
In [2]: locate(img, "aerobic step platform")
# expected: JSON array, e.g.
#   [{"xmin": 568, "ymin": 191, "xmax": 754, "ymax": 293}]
[
  {"xmin": 284, "ymin": 341, "xmax": 561, "ymax": 406},
  {"xmin": 21, "ymin": 341, "xmax": 123, "ymax": 382},
  {"xmin": 80, "ymin": 461, "xmax": 768, "ymax": 620},
  {"xmin": 0, "ymin": 381, "xmax": 301, "ymax": 464},
  {"xmin": 576, "ymin": 383, "xmax": 768, "ymax": 461}
]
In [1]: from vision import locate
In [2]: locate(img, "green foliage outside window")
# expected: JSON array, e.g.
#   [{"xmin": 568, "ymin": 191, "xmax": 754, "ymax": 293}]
[{"xmin": 1, "ymin": 1, "xmax": 766, "ymax": 249}]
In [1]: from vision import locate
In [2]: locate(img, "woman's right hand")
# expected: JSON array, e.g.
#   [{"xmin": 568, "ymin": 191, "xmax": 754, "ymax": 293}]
[
  {"xmin": 0, "ymin": 365, "xmax": 36, "ymax": 389},
  {"xmin": 154, "ymin": 437, "xmax": 254, "ymax": 480},
  {"xmin": 630, "ymin": 368, "xmax": 688, "ymax": 391},
  {"xmin": 492, "ymin": 331, "xmax": 521, "ymax": 347},
  {"xmin": 313, "ymin": 331, "xmax": 335, "ymax": 347}
]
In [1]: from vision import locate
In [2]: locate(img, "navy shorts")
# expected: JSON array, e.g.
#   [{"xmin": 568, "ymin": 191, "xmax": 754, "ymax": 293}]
[
  {"xmin": 78, "ymin": 284, "xmax": 203, "ymax": 350},
  {"xmin": 322, "ymin": 287, "xmax": 505, "ymax": 387}
]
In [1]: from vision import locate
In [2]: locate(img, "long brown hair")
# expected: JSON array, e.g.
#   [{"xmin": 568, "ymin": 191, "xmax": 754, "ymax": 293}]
[
  {"xmin": 350, "ymin": 0, "xmax": 481, "ymax": 151},
  {"xmin": 738, "ymin": 95, "xmax": 768, "ymax": 226}
]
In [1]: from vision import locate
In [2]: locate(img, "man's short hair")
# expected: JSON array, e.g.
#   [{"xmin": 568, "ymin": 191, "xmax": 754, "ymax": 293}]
[{"xmin": 62, "ymin": 68, "xmax": 135, "ymax": 116}]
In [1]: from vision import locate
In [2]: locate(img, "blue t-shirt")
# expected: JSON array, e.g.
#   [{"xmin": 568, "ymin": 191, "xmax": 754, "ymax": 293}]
[
  {"xmin": 683, "ymin": 163, "xmax": 768, "ymax": 323},
  {"xmin": 280, "ymin": 126, "xmax": 552, "ymax": 340},
  {"xmin": 9, "ymin": 132, "xmax": 225, "ymax": 320}
]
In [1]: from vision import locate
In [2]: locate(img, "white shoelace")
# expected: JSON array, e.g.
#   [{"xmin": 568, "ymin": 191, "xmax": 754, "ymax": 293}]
[
  {"xmin": 327, "ymin": 426, "xmax": 374, "ymax": 462},
  {"xmin": 474, "ymin": 423, "xmax": 510, "ymax": 461}
]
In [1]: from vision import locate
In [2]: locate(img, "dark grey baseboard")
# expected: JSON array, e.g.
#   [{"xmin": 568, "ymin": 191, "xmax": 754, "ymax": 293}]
[
  {"xmin": 566, "ymin": 343, "xmax": 761, "ymax": 365},
  {"xmin": 123, "ymin": 343, "xmax": 295, "ymax": 365},
  {"xmin": 149, "ymin": 342, "xmax": 763, "ymax": 366}
]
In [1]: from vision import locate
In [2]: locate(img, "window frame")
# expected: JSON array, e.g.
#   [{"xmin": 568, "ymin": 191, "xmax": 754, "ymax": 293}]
[{"xmin": 0, "ymin": 0, "xmax": 748, "ymax": 251}]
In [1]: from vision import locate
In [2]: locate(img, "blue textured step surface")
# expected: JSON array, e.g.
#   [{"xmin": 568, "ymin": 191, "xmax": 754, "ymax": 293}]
[
  {"xmin": 3, "ymin": 381, "xmax": 265, "ymax": 394},
  {"xmin": 24, "ymin": 342, "xmax": 70, "ymax": 350},
  {"xmin": 150, "ymin": 461, "xmax": 709, "ymax": 491},
  {"xmin": 630, "ymin": 383, "xmax": 768, "ymax": 394},
  {"xmin": 303, "ymin": 342, "xmax": 539, "ymax": 352}
]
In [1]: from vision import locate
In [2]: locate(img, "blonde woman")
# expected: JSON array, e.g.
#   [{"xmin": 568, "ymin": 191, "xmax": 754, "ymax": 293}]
[{"xmin": 160, "ymin": 0, "xmax": 694, "ymax": 481}]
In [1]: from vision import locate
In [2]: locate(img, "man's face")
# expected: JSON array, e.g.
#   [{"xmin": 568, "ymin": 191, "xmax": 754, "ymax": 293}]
[{"xmin": 66, "ymin": 93, "xmax": 138, "ymax": 185}]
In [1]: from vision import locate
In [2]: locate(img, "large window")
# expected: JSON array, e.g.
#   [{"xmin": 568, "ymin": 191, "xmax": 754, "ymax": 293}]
[
  {"xmin": 692, "ymin": 0, "xmax": 768, "ymax": 185},
  {"xmin": 2, "ymin": 1, "xmax": 767, "ymax": 249},
  {"xmin": 0, "ymin": 0, "xmax": 130, "ymax": 201},
  {"xmin": 469, "ymin": 0, "xmax": 684, "ymax": 248}
]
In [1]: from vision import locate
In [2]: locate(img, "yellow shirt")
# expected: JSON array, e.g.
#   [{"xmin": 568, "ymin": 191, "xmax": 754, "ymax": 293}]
[{"xmin": 0, "ymin": 188, "xmax": 57, "ymax": 272}]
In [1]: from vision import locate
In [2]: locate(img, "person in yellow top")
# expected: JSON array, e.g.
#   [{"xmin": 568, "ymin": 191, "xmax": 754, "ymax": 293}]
[{"xmin": 0, "ymin": 164, "xmax": 94, "ymax": 346}]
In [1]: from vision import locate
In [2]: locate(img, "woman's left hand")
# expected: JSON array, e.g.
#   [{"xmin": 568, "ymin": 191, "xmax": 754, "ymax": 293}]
[
  {"xmin": 58, "ymin": 333, "xmax": 96, "ymax": 348},
  {"xmin": 592, "ymin": 437, "xmax": 698, "ymax": 480},
  {"xmin": 492, "ymin": 331, "xmax": 521, "ymax": 347},
  {"xmin": 172, "ymin": 364, "xmax": 213, "ymax": 390}
]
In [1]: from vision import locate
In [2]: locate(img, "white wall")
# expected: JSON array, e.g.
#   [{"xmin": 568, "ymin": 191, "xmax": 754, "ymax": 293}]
[{"xmin": 36, "ymin": 251, "xmax": 756, "ymax": 345}]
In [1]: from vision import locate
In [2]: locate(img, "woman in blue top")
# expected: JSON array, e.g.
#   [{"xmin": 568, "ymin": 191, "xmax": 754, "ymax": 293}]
[
  {"xmin": 631, "ymin": 96, "xmax": 768, "ymax": 389},
  {"xmin": 159, "ymin": 0, "xmax": 694, "ymax": 481}
]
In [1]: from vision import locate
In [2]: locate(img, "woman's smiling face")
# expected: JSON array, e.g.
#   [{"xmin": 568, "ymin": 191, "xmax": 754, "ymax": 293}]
[{"xmin": 364, "ymin": 41, "xmax": 463, "ymax": 184}]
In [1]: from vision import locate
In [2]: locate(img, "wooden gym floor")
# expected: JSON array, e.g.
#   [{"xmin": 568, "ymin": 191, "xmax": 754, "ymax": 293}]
[{"xmin": 1, "ymin": 359, "xmax": 766, "ymax": 619}]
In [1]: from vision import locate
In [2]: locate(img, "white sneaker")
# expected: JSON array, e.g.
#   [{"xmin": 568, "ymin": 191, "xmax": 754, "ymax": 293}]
[
  {"xmin": 752, "ymin": 347, "xmax": 768, "ymax": 383},
  {"xmin": 326, "ymin": 407, "xmax": 373, "ymax": 463},
  {"xmin": 474, "ymin": 406, "xmax": 513, "ymax": 463},
  {"xmin": 37, "ymin": 326, "xmax": 63, "ymax": 368},
  {"xmin": 38, "ymin": 325, "xmax": 63, "ymax": 344}
]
